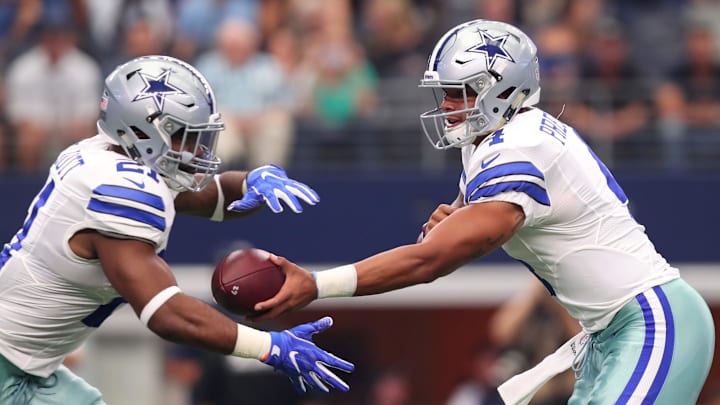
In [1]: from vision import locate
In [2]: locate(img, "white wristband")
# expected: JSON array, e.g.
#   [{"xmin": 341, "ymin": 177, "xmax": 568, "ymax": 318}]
[
  {"xmin": 314, "ymin": 265, "xmax": 358, "ymax": 299},
  {"xmin": 140, "ymin": 286, "xmax": 181, "ymax": 326},
  {"xmin": 210, "ymin": 174, "xmax": 225, "ymax": 222},
  {"xmin": 232, "ymin": 323, "xmax": 271, "ymax": 360}
]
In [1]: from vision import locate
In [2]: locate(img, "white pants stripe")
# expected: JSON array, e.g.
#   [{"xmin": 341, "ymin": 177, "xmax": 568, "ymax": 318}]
[{"xmin": 617, "ymin": 286, "xmax": 675, "ymax": 404}]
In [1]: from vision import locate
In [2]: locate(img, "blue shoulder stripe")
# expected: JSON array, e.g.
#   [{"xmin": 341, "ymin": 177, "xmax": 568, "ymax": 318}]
[
  {"xmin": 465, "ymin": 160, "xmax": 549, "ymax": 205},
  {"xmin": 466, "ymin": 161, "xmax": 545, "ymax": 197},
  {"xmin": 468, "ymin": 181, "xmax": 551, "ymax": 206},
  {"xmin": 88, "ymin": 199, "xmax": 166, "ymax": 231},
  {"xmin": 93, "ymin": 185, "xmax": 164, "ymax": 211}
]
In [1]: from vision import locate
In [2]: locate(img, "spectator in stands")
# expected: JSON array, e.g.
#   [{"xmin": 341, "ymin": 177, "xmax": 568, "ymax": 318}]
[
  {"xmin": 516, "ymin": 0, "xmax": 563, "ymax": 31},
  {"xmin": 172, "ymin": 0, "xmax": 259, "ymax": 63},
  {"xmin": 444, "ymin": 346, "xmax": 504, "ymax": 405},
  {"xmin": 183, "ymin": 313, "xmax": 304, "ymax": 405},
  {"xmin": 446, "ymin": 0, "xmax": 518, "ymax": 32},
  {"xmin": 488, "ymin": 282, "xmax": 580, "ymax": 405},
  {"xmin": 84, "ymin": 0, "xmax": 173, "ymax": 63},
  {"xmin": 685, "ymin": 0, "xmax": 720, "ymax": 60},
  {"xmin": 163, "ymin": 344, "xmax": 204, "ymax": 405},
  {"xmin": 359, "ymin": 0, "xmax": 426, "ymax": 78},
  {"xmin": 1, "ymin": 0, "xmax": 94, "ymax": 65},
  {"xmin": 365, "ymin": 367, "xmax": 413, "ymax": 405},
  {"xmin": 266, "ymin": 27, "xmax": 314, "ymax": 117},
  {"xmin": 192, "ymin": 348, "xmax": 303, "ymax": 405},
  {"xmin": 611, "ymin": 0, "xmax": 685, "ymax": 80},
  {"xmin": 294, "ymin": 5, "xmax": 379, "ymax": 170},
  {"xmin": 0, "ymin": 0, "xmax": 42, "ymax": 67},
  {"xmin": 568, "ymin": 18, "xmax": 652, "ymax": 166},
  {"xmin": 533, "ymin": 22, "xmax": 582, "ymax": 118},
  {"xmin": 302, "ymin": 28, "xmax": 377, "ymax": 131},
  {"xmin": 4, "ymin": 19, "xmax": 101, "ymax": 172},
  {"xmin": 476, "ymin": 0, "xmax": 517, "ymax": 25},
  {"xmin": 655, "ymin": 21, "xmax": 720, "ymax": 170},
  {"xmin": 560, "ymin": 0, "xmax": 607, "ymax": 52},
  {"xmin": 195, "ymin": 18, "xmax": 293, "ymax": 169},
  {"xmin": 100, "ymin": 17, "xmax": 164, "ymax": 77}
]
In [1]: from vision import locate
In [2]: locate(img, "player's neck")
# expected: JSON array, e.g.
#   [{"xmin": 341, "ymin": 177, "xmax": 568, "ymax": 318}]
[{"xmin": 109, "ymin": 145, "xmax": 129, "ymax": 157}]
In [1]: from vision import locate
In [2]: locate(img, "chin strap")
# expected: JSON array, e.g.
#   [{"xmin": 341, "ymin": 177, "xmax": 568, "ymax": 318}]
[
  {"xmin": 118, "ymin": 131, "xmax": 143, "ymax": 160},
  {"xmin": 503, "ymin": 91, "xmax": 529, "ymax": 122},
  {"xmin": 474, "ymin": 90, "xmax": 530, "ymax": 139}
]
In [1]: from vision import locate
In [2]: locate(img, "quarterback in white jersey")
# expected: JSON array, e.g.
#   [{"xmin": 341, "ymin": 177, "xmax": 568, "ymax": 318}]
[
  {"xmin": 252, "ymin": 20, "xmax": 715, "ymax": 405},
  {"xmin": 0, "ymin": 56, "xmax": 354, "ymax": 404},
  {"xmin": 457, "ymin": 108, "xmax": 679, "ymax": 333}
]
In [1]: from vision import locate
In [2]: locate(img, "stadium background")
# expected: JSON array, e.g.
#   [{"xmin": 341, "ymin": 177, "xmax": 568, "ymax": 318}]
[{"xmin": 1, "ymin": 0, "xmax": 719, "ymax": 404}]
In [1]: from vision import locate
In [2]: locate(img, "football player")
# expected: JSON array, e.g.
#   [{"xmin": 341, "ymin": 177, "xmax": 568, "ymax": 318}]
[
  {"xmin": 253, "ymin": 20, "xmax": 715, "ymax": 404},
  {"xmin": 0, "ymin": 55, "xmax": 353, "ymax": 404}
]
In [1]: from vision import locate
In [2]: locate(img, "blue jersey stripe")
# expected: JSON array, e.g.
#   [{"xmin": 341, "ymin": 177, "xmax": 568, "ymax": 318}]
[
  {"xmin": 1, "ymin": 180, "xmax": 56, "ymax": 269},
  {"xmin": 518, "ymin": 260, "xmax": 555, "ymax": 296},
  {"xmin": 466, "ymin": 161, "xmax": 544, "ymax": 196},
  {"xmin": 617, "ymin": 293, "xmax": 656, "ymax": 404},
  {"xmin": 93, "ymin": 185, "xmax": 164, "ymax": 211},
  {"xmin": 82, "ymin": 297, "xmax": 127, "ymax": 327},
  {"xmin": 468, "ymin": 181, "xmax": 551, "ymax": 206},
  {"xmin": 88, "ymin": 198, "xmax": 166, "ymax": 231},
  {"xmin": 643, "ymin": 286, "xmax": 675, "ymax": 404}
]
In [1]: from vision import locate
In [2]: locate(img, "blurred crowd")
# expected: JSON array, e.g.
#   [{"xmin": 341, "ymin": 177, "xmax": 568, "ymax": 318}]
[{"xmin": 0, "ymin": 0, "xmax": 719, "ymax": 175}]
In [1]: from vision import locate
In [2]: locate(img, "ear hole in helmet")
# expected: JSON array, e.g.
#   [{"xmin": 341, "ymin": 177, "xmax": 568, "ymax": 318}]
[
  {"xmin": 130, "ymin": 126, "xmax": 150, "ymax": 140},
  {"xmin": 497, "ymin": 86, "xmax": 517, "ymax": 100}
]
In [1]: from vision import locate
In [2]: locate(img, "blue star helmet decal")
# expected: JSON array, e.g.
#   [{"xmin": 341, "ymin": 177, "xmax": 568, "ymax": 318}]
[
  {"xmin": 132, "ymin": 69, "xmax": 186, "ymax": 110},
  {"xmin": 466, "ymin": 29, "xmax": 515, "ymax": 69}
]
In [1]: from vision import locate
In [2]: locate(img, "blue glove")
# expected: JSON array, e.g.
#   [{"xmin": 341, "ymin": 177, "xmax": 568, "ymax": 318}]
[
  {"xmin": 264, "ymin": 317, "xmax": 355, "ymax": 393},
  {"xmin": 228, "ymin": 164, "xmax": 320, "ymax": 213}
]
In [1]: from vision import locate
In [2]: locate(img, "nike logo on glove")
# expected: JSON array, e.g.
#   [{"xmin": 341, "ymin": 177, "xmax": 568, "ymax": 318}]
[
  {"xmin": 481, "ymin": 153, "xmax": 501, "ymax": 169},
  {"xmin": 260, "ymin": 171, "xmax": 284, "ymax": 180},
  {"xmin": 289, "ymin": 350, "xmax": 300, "ymax": 371}
]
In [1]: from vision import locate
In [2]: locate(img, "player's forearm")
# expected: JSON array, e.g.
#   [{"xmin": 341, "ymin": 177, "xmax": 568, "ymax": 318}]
[
  {"xmin": 355, "ymin": 244, "xmax": 450, "ymax": 295},
  {"xmin": 174, "ymin": 171, "xmax": 255, "ymax": 219},
  {"xmin": 217, "ymin": 171, "xmax": 248, "ymax": 206},
  {"xmin": 148, "ymin": 293, "xmax": 269, "ymax": 359},
  {"xmin": 218, "ymin": 171, "xmax": 263, "ymax": 219},
  {"xmin": 315, "ymin": 243, "xmax": 451, "ymax": 298}
]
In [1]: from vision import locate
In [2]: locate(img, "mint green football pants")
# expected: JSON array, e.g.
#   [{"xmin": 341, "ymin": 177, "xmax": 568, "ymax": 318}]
[
  {"xmin": 569, "ymin": 278, "xmax": 715, "ymax": 404},
  {"xmin": 0, "ymin": 354, "xmax": 105, "ymax": 405}
]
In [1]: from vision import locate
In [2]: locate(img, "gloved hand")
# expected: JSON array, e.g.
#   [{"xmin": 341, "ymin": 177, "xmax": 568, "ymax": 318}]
[
  {"xmin": 227, "ymin": 164, "xmax": 320, "ymax": 213},
  {"xmin": 264, "ymin": 317, "xmax": 354, "ymax": 393}
]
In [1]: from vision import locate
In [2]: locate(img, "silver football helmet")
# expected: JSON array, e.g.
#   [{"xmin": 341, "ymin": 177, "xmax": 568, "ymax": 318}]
[
  {"xmin": 98, "ymin": 55, "xmax": 224, "ymax": 191},
  {"xmin": 420, "ymin": 20, "xmax": 541, "ymax": 149}
]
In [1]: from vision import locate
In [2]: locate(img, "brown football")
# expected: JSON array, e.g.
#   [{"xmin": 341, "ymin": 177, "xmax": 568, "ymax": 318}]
[{"xmin": 211, "ymin": 248, "xmax": 285, "ymax": 316}]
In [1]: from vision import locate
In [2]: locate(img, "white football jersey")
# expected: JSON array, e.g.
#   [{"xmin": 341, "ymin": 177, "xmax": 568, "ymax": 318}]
[
  {"xmin": 0, "ymin": 134, "xmax": 177, "ymax": 377},
  {"xmin": 459, "ymin": 108, "xmax": 679, "ymax": 332}
]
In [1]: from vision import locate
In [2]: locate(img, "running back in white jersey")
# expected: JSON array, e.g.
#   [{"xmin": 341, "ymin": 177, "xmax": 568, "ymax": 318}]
[
  {"xmin": 459, "ymin": 108, "xmax": 679, "ymax": 332},
  {"xmin": 0, "ymin": 134, "xmax": 177, "ymax": 377}
]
